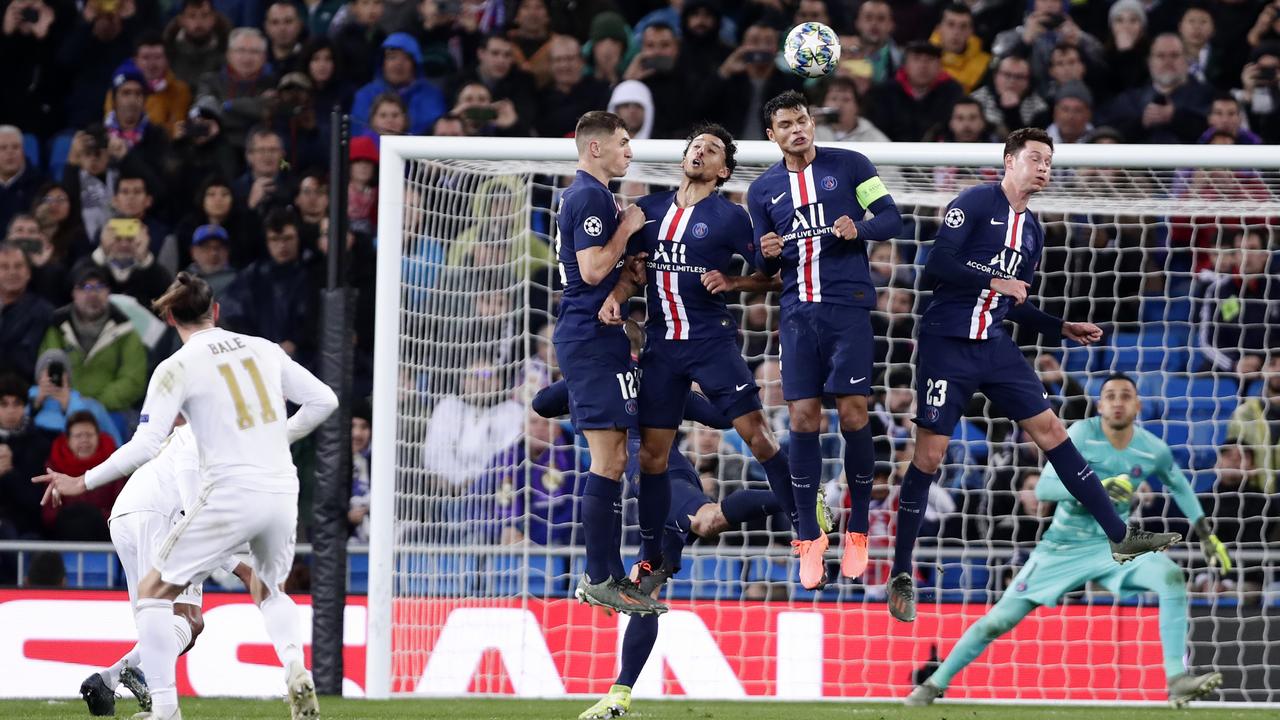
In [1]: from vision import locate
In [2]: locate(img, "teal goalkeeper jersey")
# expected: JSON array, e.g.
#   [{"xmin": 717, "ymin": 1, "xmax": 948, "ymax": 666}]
[{"xmin": 1037, "ymin": 416, "xmax": 1204, "ymax": 545}]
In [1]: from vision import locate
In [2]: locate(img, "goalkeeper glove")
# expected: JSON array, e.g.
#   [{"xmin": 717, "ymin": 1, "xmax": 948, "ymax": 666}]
[
  {"xmin": 1195, "ymin": 517, "xmax": 1233, "ymax": 573},
  {"xmin": 1100, "ymin": 474, "xmax": 1133, "ymax": 511}
]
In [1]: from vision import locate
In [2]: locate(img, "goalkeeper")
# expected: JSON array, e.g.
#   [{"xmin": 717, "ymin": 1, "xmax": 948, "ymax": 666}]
[{"xmin": 907, "ymin": 373, "xmax": 1229, "ymax": 708}]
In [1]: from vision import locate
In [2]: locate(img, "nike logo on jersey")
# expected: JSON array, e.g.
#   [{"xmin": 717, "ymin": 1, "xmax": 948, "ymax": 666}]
[
  {"xmin": 771, "ymin": 192, "xmax": 787, "ymax": 204},
  {"xmin": 644, "ymin": 219, "xmax": 659, "ymax": 224},
  {"xmin": 991, "ymin": 219, "xmax": 1005, "ymax": 225},
  {"xmin": 850, "ymin": 376, "xmax": 867, "ymax": 384},
  {"xmin": 735, "ymin": 383, "xmax": 749, "ymax": 391}
]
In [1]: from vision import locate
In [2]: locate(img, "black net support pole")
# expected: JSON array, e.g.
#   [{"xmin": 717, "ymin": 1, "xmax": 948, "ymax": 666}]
[{"xmin": 311, "ymin": 108, "xmax": 353, "ymax": 695}]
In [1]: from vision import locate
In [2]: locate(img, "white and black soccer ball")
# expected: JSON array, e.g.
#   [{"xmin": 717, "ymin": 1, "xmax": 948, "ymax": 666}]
[{"xmin": 783, "ymin": 22, "xmax": 841, "ymax": 79}]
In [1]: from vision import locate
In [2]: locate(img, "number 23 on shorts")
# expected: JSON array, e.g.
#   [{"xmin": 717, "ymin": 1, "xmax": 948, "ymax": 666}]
[{"xmin": 925, "ymin": 378, "xmax": 948, "ymax": 407}]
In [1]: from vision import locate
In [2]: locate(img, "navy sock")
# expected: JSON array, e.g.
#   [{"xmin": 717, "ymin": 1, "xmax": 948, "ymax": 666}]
[
  {"xmin": 1044, "ymin": 440, "xmax": 1127, "ymax": 542},
  {"xmin": 721, "ymin": 489, "xmax": 783, "ymax": 526},
  {"xmin": 789, "ymin": 430, "xmax": 822, "ymax": 540},
  {"xmin": 637, "ymin": 472, "xmax": 670, "ymax": 564},
  {"xmin": 616, "ymin": 614, "xmax": 659, "ymax": 688},
  {"xmin": 842, "ymin": 427, "xmax": 875, "ymax": 534},
  {"xmin": 582, "ymin": 473, "xmax": 623, "ymax": 583},
  {"xmin": 890, "ymin": 463, "xmax": 936, "ymax": 577},
  {"xmin": 610, "ymin": 487, "xmax": 626, "ymax": 581},
  {"xmin": 758, "ymin": 451, "xmax": 798, "ymax": 530}
]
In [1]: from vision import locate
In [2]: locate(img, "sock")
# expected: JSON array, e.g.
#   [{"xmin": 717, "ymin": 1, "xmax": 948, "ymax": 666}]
[
  {"xmin": 890, "ymin": 463, "xmax": 937, "ymax": 577},
  {"xmin": 1157, "ymin": 583, "xmax": 1190, "ymax": 682},
  {"xmin": 788, "ymin": 430, "xmax": 822, "ymax": 540},
  {"xmin": 1043, "ymin": 440, "xmax": 1127, "ymax": 542},
  {"xmin": 758, "ymin": 451, "xmax": 798, "ymax": 530},
  {"xmin": 258, "ymin": 592, "xmax": 306, "ymax": 675},
  {"xmin": 582, "ymin": 473, "xmax": 623, "ymax": 583},
  {"xmin": 637, "ymin": 472, "xmax": 670, "ymax": 564},
  {"xmin": 135, "ymin": 598, "xmax": 179, "ymax": 711},
  {"xmin": 842, "ymin": 427, "xmax": 875, "ymax": 534},
  {"xmin": 721, "ymin": 489, "xmax": 782, "ymax": 525},
  {"xmin": 101, "ymin": 645, "xmax": 142, "ymax": 688},
  {"xmin": 616, "ymin": 614, "xmax": 659, "ymax": 688},
  {"xmin": 171, "ymin": 614, "xmax": 194, "ymax": 656},
  {"xmin": 928, "ymin": 596, "xmax": 1036, "ymax": 690},
  {"xmin": 609, "ymin": 491, "xmax": 626, "ymax": 581}
]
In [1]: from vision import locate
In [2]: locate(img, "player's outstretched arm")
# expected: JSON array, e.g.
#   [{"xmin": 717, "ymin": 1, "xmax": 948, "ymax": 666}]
[
  {"xmin": 281, "ymin": 351, "xmax": 339, "ymax": 443},
  {"xmin": 1157, "ymin": 443, "xmax": 1233, "ymax": 571},
  {"xmin": 1007, "ymin": 299, "xmax": 1065, "ymax": 338},
  {"xmin": 578, "ymin": 205, "xmax": 645, "ymax": 285}
]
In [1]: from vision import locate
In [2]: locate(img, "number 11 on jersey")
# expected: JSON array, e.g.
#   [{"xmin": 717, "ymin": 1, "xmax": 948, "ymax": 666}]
[{"xmin": 218, "ymin": 358, "xmax": 279, "ymax": 429}]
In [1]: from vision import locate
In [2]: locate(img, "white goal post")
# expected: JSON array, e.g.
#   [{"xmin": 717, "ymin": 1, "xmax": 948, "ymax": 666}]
[{"xmin": 369, "ymin": 137, "xmax": 1280, "ymax": 703}]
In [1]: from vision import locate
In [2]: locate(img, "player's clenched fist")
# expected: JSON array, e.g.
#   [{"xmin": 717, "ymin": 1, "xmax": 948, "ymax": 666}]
[
  {"xmin": 620, "ymin": 204, "xmax": 646, "ymax": 235},
  {"xmin": 598, "ymin": 295, "xmax": 624, "ymax": 325},
  {"xmin": 701, "ymin": 270, "xmax": 735, "ymax": 293},
  {"xmin": 833, "ymin": 215, "xmax": 858, "ymax": 240},
  {"xmin": 989, "ymin": 277, "xmax": 1029, "ymax": 304},
  {"xmin": 760, "ymin": 231, "xmax": 783, "ymax": 258}
]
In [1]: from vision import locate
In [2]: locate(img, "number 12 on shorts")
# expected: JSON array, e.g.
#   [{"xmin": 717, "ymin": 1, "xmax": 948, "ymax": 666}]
[
  {"xmin": 925, "ymin": 378, "xmax": 948, "ymax": 407},
  {"xmin": 615, "ymin": 371, "xmax": 638, "ymax": 400}
]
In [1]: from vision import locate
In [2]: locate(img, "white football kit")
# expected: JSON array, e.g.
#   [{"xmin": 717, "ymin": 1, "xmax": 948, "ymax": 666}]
[{"xmin": 86, "ymin": 327, "xmax": 338, "ymax": 589}]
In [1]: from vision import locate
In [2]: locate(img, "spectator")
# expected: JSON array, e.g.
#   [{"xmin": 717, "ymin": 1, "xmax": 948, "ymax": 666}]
[
  {"xmin": 233, "ymin": 126, "xmax": 296, "ymax": 214},
  {"xmin": 102, "ymin": 173, "xmax": 175, "ymax": 269},
  {"xmin": 507, "ymin": 0, "xmax": 553, "ymax": 85},
  {"xmin": 348, "ymin": 136, "xmax": 378, "ymax": 235},
  {"xmin": 813, "ymin": 76, "xmax": 889, "ymax": 142},
  {"xmin": 1201, "ymin": 94, "xmax": 1261, "ymax": 144},
  {"xmin": 264, "ymin": 1, "xmax": 305, "ymax": 76},
  {"xmin": 165, "ymin": 0, "xmax": 231, "ymax": 90},
  {"xmin": 175, "ymin": 176, "xmax": 260, "ymax": 269},
  {"xmin": 364, "ymin": 92, "xmax": 410, "ymax": 138},
  {"xmin": 1040, "ymin": 42, "xmax": 1086, "ymax": 104},
  {"xmin": 294, "ymin": 171, "xmax": 328, "ymax": 248},
  {"xmin": 452, "ymin": 34, "xmax": 537, "ymax": 137},
  {"xmin": 931, "ymin": 4, "xmax": 990, "ymax": 93},
  {"xmin": 1046, "ymin": 81, "xmax": 1094, "ymax": 144},
  {"xmin": 446, "ymin": 175, "xmax": 553, "ymax": 278},
  {"xmin": 990, "ymin": 469, "xmax": 1048, "ymax": 545},
  {"xmin": 64, "ymin": 126, "xmax": 120, "ymax": 243},
  {"xmin": 1198, "ymin": 228, "xmax": 1279, "ymax": 373},
  {"xmin": 622, "ymin": 22, "xmax": 693, "ymax": 138},
  {"xmin": 108, "ymin": 32, "xmax": 192, "ymax": 137},
  {"xmin": 431, "ymin": 113, "xmax": 464, "ymax": 137},
  {"xmin": 534, "ymin": 35, "xmax": 611, "ymax": 139},
  {"xmin": 472, "ymin": 406, "xmax": 580, "ymax": 545},
  {"xmin": 101, "ymin": 63, "xmax": 171, "ymax": 199},
  {"xmin": 301, "ymin": 0, "xmax": 343, "ymax": 39},
  {"xmin": 1179, "ymin": 4, "xmax": 1223, "ymax": 89},
  {"xmin": 852, "ymin": 0, "xmax": 901, "ymax": 84},
  {"xmin": 607, "ymin": 80, "xmax": 654, "ymax": 140},
  {"xmin": 28, "ymin": 187, "xmax": 81, "ymax": 302},
  {"xmin": 583, "ymin": 10, "xmax": 629, "ymax": 87},
  {"xmin": 168, "ymin": 97, "xmax": 240, "ymax": 217},
  {"xmin": 301, "ymin": 38, "xmax": 354, "ymax": 137},
  {"xmin": 312, "ymin": 215, "xmax": 376, "ymax": 375},
  {"xmin": 706, "ymin": 22, "xmax": 803, "ymax": 141},
  {"xmin": 971, "ymin": 54, "xmax": 1047, "ymax": 139},
  {"xmin": 70, "ymin": 217, "xmax": 171, "ymax": 313},
  {"xmin": 421, "ymin": 357, "xmax": 523, "ymax": 489},
  {"xmin": 348, "ymin": 398, "xmax": 371, "ymax": 542},
  {"xmin": 1101, "ymin": 0, "xmax": 1150, "ymax": 101},
  {"xmin": 450, "ymin": 82, "xmax": 520, "ymax": 136},
  {"xmin": 1194, "ymin": 444, "xmax": 1276, "ymax": 596},
  {"xmin": 0, "ymin": 0, "xmax": 64, "ymax": 133},
  {"xmin": 1100, "ymin": 33, "xmax": 1213, "ymax": 144},
  {"xmin": 331, "ymin": 0, "xmax": 387, "ymax": 87},
  {"xmin": 676, "ymin": 0, "xmax": 732, "ymax": 79},
  {"xmin": 868, "ymin": 240, "xmax": 915, "ymax": 288},
  {"xmin": 0, "ymin": 373, "xmax": 54, "ymax": 539},
  {"xmin": 185, "ymin": 224, "xmax": 236, "ymax": 296},
  {"xmin": 58, "ymin": 0, "xmax": 148, "ymax": 130},
  {"xmin": 992, "ymin": 0, "xmax": 1104, "ymax": 87},
  {"xmin": 1237, "ymin": 43, "xmax": 1280, "ymax": 143},
  {"xmin": 269, "ymin": 72, "xmax": 326, "ymax": 173},
  {"xmin": 872, "ymin": 284, "xmax": 915, "ymax": 366},
  {"xmin": 197, "ymin": 28, "xmax": 276, "ymax": 151},
  {"xmin": 0, "ymin": 126, "xmax": 44, "ymax": 237},
  {"xmin": 927, "ymin": 95, "xmax": 998, "ymax": 142},
  {"xmin": 1035, "ymin": 352, "xmax": 1088, "ymax": 420},
  {"xmin": 352, "ymin": 33, "xmax": 445, "ymax": 137},
  {"xmin": 1228, "ymin": 353, "xmax": 1280, "ymax": 492},
  {"xmin": 869, "ymin": 366, "xmax": 915, "ymax": 457},
  {"xmin": 26, "ymin": 551, "xmax": 67, "ymax": 586},
  {"xmin": 43, "ymin": 410, "xmax": 123, "ymax": 541},
  {"xmin": 221, "ymin": 207, "xmax": 315, "ymax": 361},
  {"xmin": 0, "ymin": 242, "xmax": 53, "ymax": 381},
  {"xmin": 26, "ymin": 347, "xmax": 121, "ymax": 445},
  {"xmin": 409, "ymin": 0, "xmax": 481, "ymax": 82},
  {"xmin": 38, "ymin": 264, "xmax": 146, "ymax": 413},
  {"xmin": 868, "ymin": 41, "xmax": 965, "ymax": 142}
]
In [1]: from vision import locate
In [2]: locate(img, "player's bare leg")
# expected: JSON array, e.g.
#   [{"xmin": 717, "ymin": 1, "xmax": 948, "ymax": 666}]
[
  {"xmin": 786, "ymin": 397, "xmax": 829, "ymax": 589},
  {"xmin": 634, "ymin": 428, "xmax": 679, "ymax": 595},
  {"xmin": 1019, "ymin": 410, "xmax": 1180, "ymax": 561},
  {"xmin": 835, "ymin": 394, "xmax": 873, "ymax": 579}
]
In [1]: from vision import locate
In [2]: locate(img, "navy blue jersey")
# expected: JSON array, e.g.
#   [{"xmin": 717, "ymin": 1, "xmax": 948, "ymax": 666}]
[
  {"xmin": 920, "ymin": 183, "xmax": 1044, "ymax": 340},
  {"xmin": 554, "ymin": 170, "xmax": 629, "ymax": 342},
  {"xmin": 635, "ymin": 190, "xmax": 755, "ymax": 340},
  {"xmin": 746, "ymin": 146, "xmax": 890, "ymax": 310}
]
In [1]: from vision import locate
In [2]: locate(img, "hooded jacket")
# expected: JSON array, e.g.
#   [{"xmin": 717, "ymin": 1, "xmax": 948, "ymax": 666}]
[
  {"xmin": 38, "ymin": 304, "xmax": 147, "ymax": 412},
  {"xmin": 607, "ymin": 80, "xmax": 654, "ymax": 139}
]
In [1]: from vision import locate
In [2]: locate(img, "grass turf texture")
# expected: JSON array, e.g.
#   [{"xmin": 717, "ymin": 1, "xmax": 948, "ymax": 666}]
[{"xmin": 0, "ymin": 698, "xmax": 1269, "ymax": 720}]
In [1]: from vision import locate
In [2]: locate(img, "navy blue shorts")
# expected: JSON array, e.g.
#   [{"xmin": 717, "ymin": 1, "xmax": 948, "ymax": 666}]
[
  {"xmin": 555, "ymin": 333, "xmax": 639, "ymax": 432},
  {"xmin": 637, "ymin": 336, "xmax": 760, "ymax": 429},
  {"xmin": 913, "ymin": 333, "xmax": 1052, "ymax": 436},
  {"xmin": 779, "ymin": 303, "xmax": 874, "ymax": 401},
  {"xmin": 663, "ymin": 460, "xmax": 711, "ymax": 574}
]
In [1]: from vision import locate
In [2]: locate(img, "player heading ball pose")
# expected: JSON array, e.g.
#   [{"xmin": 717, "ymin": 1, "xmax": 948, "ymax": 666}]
[
  {"xmin": 888, "ymin": 128, "xmax": 1180, "ymax": 622},
  {"xmin": 598, "ymin": 123, "xmax": 817, "ymax": 591},
  {"xmin": 748, "ymin": 90, "xmax": 903, "ymax": 590},
  {"xmin": 907, "ymin": 374, "xmax": 1227, "ymax": 708}
]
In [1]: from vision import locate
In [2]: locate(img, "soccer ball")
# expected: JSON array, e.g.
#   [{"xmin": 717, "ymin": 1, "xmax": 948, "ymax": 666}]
[{"xmin": 783, "ymin": 22, "xmax": 841, "ymax": 78}]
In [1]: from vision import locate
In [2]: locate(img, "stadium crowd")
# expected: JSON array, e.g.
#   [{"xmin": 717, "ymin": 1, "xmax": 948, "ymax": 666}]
[{"xmin": 0, "ymin": 0, "xmax": 1279, "ymax": 598}]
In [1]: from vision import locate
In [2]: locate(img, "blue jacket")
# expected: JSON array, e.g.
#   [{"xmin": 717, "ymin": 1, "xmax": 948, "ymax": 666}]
[
  {"xmin": 351, "ymin": 76, "xmax": 446, "ymax": 136},
  {"xmin": 26, "ymin": 387, "xmax": 123, "ymax": 446}
]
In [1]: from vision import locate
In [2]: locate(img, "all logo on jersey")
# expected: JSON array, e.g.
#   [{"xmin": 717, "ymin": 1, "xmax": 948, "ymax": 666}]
[
  {"xmin": 944, "ymin": 207, "xmax": 965, "ymax": 228},
  {"xmin": 791, "ymin": 203, "xmax": 827, "ymax": 232},
  {"xmin": 821, "ymin": 175, "xmax": 837, "ymax": 191},
  {"xmin": 653, "ymin": 241, "xmax": 688, "ymax": 265},
  {"xmin": 583, "ymin": 216, "xmax": 603, "ymax": 237},
  {"xmin": 691, "ymin": 222, "xmax": 709, "ymax": 238},
  {"xmin": 988, "ymin": 248, "xmax": 1024, "ymax": 276}
]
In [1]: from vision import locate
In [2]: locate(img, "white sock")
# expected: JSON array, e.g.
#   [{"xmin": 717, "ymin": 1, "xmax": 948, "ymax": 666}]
[
  {"xmin": 136, "ymin": 598, "xmax": 180, "ymax": 711},
  {"xmin": 258, "ymin": 592, "xmax": 305, "ymax": 678},
  {"xmin": 171, "ymin": 614, "xmax": 194, "ymax": 655},
  {"xmin": 101, "ymin": 644, "xmax": 142, "ymax": 687}
]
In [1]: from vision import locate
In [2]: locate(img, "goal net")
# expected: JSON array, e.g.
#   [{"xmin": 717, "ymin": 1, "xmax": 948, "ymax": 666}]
[{"xmin": 368, "ymin": 137, "xmax": 1280, "ymax": 705}]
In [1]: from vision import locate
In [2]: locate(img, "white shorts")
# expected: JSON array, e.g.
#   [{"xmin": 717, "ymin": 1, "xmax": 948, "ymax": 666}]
[
  {"xmin": 155, "ymin": 485, "xmax": 297, "ymax": 589},
  {"xmin": 110, "ymin": 511, "xmax": 203, "ymax": 609}
]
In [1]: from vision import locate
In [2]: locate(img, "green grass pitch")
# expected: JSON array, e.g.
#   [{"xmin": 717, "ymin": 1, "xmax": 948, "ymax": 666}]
[{"xmin": 0, "ymin": 698, "xmax": 1270, "ymax": 720}]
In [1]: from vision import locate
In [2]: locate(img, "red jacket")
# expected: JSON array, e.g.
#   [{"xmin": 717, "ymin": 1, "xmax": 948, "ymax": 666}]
[{"xmin": 42, "ymin": 432, "xmax": 124, "ymax": 531}]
